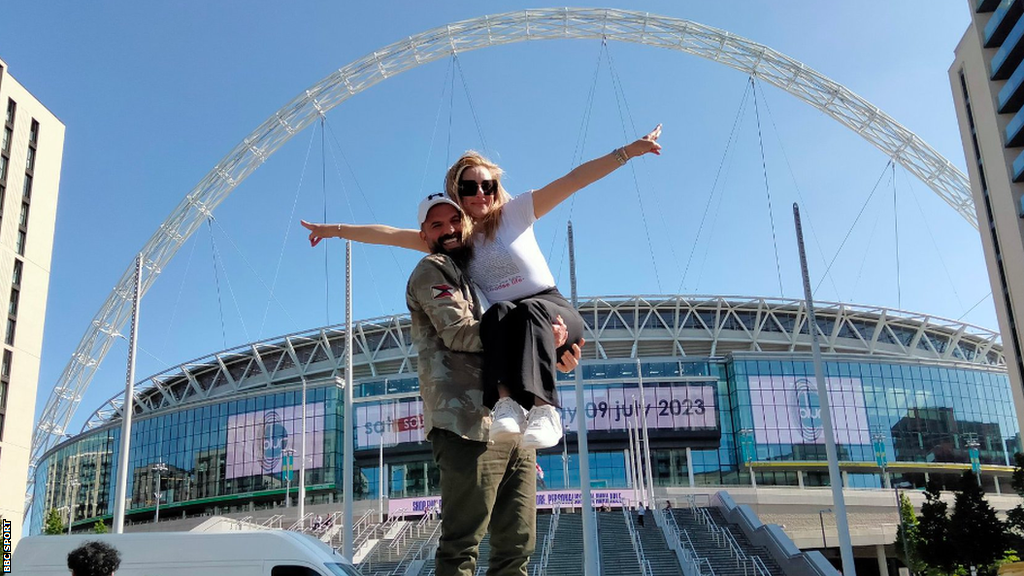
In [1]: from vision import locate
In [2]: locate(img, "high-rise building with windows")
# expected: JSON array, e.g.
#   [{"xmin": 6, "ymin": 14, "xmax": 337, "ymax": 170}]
[
  {"xmin": 950, "ymin": 0, "xmax": 1024, "ymax": 439},
  {"xmin": 0, "ymin": 57, "xmax": 65, "ymax": 547}
]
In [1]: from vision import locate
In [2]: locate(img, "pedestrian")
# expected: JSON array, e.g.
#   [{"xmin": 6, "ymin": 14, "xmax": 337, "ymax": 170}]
[
  {"xmin": 67, "ymin": 541, "xmax": 121, "ymax": 576},
  {"xmin": 664, "ymin": 499, "xmax": 672, "ymax": 511},
  {"xmin": 302, "ymin": 125, "xmax": 661, "ymax": 451},
  {"xmin": 403, "ymin": 194, "xmax": 582, "ymax": 576},
  {"xmin": 637, "ymin": 504, "xmax": 646, "ymax": 527}
]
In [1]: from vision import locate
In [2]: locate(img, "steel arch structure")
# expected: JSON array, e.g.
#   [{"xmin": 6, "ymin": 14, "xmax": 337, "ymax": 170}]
[{"xmin": 26, "ymin": 7, "xmax": 980, "ymax": 511}]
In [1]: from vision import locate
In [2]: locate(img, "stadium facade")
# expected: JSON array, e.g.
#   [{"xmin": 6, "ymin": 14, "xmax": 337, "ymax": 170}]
[{"xmin": 29, "ymin": 295, "xmax": 1019, "ymax": 534}]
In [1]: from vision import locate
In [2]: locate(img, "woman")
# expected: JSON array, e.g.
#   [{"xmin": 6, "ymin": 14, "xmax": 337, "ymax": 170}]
[{"xmin": 302, "ymin": 124, "xmax": 662, "ymax": 450}]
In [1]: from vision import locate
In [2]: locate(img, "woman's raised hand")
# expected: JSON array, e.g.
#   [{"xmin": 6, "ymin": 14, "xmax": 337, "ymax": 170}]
[
  {"xmin": 301, "ymin": 220, "xmax": 338, "ymax": 248},
  {"xmin": 626, "ymin": 124, "xmax": 663, "ymax": 158}
]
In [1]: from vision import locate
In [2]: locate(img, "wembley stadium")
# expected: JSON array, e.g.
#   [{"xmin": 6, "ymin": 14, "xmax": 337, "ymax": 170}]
[{"xmin": 28, "ymin": 294, "xmax": 1018, "ymax": 535}]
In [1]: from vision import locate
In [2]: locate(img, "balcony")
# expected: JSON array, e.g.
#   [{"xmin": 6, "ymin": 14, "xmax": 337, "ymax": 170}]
[
  {"xmin": 993, "ymin": 16, "xmax": 1024, "ymax": 79},
  {"xmin": 998, "ymin": 58, "xmax": 1024, "ymax": 113},
  {"xmin": 1006, "ymin": 106, "xmax": 1024, "ymax": 145},
  {"xmin": 980, "ymin": 0, "xmax": 1002, "ymax": 11},
  {"xmin": 1012, "ymin": 149, "xmax": 1024, "ymax": 181},
  {"xmin": 985, "ymin": 0, "xmax": 1024, "ymax": 48}
]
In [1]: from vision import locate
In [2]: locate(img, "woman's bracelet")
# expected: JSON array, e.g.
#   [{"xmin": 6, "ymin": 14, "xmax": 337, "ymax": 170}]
[{"xmin": 613, "ymin": 146, "xmax": 629, "ymax": 165}]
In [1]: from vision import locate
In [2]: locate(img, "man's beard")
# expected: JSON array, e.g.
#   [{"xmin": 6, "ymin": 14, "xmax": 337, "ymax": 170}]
[{"xmin": 432, "ymin": 234, "xmax": 474, "ymax": 269}]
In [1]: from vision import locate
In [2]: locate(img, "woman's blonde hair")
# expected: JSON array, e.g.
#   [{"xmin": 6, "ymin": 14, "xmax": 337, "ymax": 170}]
[{"xmin": 444, "ymin": 151, "xmax": 512, "ymax": 242}]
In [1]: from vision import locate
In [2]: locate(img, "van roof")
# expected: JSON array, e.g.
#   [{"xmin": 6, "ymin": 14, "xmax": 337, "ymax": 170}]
[{"xmin": 13, "ymin": 530, "xmax": 351, "ymax": 571}]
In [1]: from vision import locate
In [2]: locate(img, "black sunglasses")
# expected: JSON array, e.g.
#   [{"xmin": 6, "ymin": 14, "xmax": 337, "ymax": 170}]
[{"xmin": 457, "ymin": 179, "xmax": 498, "ymax": 197}]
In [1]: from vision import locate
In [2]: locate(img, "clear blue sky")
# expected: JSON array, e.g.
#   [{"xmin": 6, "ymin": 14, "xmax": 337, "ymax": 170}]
[{"xmin": 0, "ymin": 2, "xmax": 986, "ymax": 432}]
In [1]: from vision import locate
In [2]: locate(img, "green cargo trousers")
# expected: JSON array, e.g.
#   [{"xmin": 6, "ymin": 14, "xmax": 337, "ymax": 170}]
[{"xmin": 429, "ymin": 428, "xmax": 537, "ymax": 576}]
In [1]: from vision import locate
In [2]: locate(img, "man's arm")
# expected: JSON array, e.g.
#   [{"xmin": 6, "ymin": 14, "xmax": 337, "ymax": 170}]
[{"xmin": 411, "ymin": 259, "xmax": 483, "ymax": 353}]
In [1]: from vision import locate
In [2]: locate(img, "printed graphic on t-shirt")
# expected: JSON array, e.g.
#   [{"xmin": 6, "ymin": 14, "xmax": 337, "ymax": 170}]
[{"xmin": 471, "ymin": 237, "xmax": 524, "ymax": 293}]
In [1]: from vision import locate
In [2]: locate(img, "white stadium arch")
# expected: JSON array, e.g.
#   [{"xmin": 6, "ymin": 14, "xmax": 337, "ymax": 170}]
[{"xmin": 26, "ymin": 7, "xmax": 979, "ymax": 511}]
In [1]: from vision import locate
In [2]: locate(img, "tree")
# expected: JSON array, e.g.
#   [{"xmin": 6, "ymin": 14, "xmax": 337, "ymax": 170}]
[
  {"xmin": 1007, "ymin": 453, "xmax": 1024, "ymax": 551},
  {"xmin": 43, "ymin": 508, "xmax": 65, "ymax": 535},
  {"xmin": 949, "ymin": 471, "xmax": 1005, "ymax": 575},
  {"xmin": 894, "ymin": 492, "xmax": 924, "ymax": 574},
  {"xmin": 92, "ymin": 520, "xmax": 109, "ymax": 534},
  {"xmin": 916, "ymin": 478, "xmax": 953, "ymax": 574}
]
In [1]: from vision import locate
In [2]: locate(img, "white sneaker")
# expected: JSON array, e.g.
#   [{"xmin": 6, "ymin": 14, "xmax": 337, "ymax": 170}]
[
  {"xmin": 521, "ymin": 405, "xmax": 563, "ymax": 450},
  {"xmin": 490, "ymin": 397, "xmax": 527, "ymax": 441}
]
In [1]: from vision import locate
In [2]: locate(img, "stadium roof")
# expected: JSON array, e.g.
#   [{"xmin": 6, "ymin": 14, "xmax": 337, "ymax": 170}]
[{"xmin": 80, "ymin": 295, "xmax": 1004, "ymax": 433}]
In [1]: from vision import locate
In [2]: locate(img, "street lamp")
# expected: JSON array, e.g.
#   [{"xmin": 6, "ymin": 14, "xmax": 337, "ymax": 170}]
[
  {"xmin": 965, "ymin": 433, "xmax": 982, "ymax": 487},
  {"xmin": 283, "ymin": 448, "xmax": 295, "ymax": 509},
  {"xmin": 153, "ymin": 462, "xmax": 167, "ymax": 523},
  {"xmin": 740, "ymin": 429, "xmax": 756, "ymax": 488}
]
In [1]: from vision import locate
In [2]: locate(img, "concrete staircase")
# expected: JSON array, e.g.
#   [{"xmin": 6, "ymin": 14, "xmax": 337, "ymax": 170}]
[
  {"xmin": 672, "ymin": 508, "xmax": 785, "ymax": 576},
  {"xmin": 418, "ymin": 514, "xmax": 556, "ymax": 575},
  {"xmin": 544, "ymin": 512, "xmax": 585, "ymax": 576},
  {"xmin": 359, "ymin": 518, "xmax": 441, "ymax": 576}
]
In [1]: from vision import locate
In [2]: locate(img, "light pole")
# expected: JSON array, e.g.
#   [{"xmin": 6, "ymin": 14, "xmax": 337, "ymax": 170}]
[
  {"xmin": 965, "ymin": 433, "xmax": 982, "ymax": 487},
  {"xmin": 740, "ymin": 429, "xmax": 756, "ymax": 488},
  {"xmin": 153, "ymin": 462, "xmax": 167, "ymax": 523},
  {"xmin": 283, "ymin": 448, "xmax": 295, "ymax": 508}
]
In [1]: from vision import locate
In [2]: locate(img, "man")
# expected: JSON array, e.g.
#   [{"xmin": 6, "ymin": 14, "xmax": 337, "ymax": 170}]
[
  {"xmin": 67, "ymin": 541, "xmax": 121, "ymax": 576},
  {"xmin": 407, "ymin": 193, "xmax": 581, "ymax": 576}
]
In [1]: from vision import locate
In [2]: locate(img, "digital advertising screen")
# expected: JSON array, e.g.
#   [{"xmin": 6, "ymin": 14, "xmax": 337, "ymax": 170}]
[
  {"xmin": 225, "ymin": 402, "xmax": 325, "ymax": 479},
  {"xmin": 747, "ymin": 376, "xmax": 870, "ymax": 445}
]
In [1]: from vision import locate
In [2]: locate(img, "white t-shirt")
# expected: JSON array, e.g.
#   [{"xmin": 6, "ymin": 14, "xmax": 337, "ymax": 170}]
[{"xmin": 468, "ymin": 191, "xmax": 556, "ymax": 303}]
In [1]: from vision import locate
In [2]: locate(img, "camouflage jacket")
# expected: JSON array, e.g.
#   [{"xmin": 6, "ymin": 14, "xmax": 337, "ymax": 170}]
[{"xmin": 406, "ymin": 253, "xmax": 491, "ymax": 443}]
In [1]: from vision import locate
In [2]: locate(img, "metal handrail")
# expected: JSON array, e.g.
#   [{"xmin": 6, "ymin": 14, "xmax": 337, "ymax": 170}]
[
  {"xmin": 661, "ymin": 508, "xmax": 715, "ymax": 576},
  {"xmin": 287, "ymin": 512, "xmax": 312, "ymax": 532},
  {"xmin": 532, "ymin": 506, "xmax": 561, "ymax": 576},
  {"xmin": 261, "ymin": 514, "xmax": 283, "ymax": 529},
  {"xmin": 751, "ymin": 554, "xmax": 772, "ymax": 576},
  {"xmin": 622, "ymin": 506, "xmax": 654, "ymax": 576},
  {"xmin": 387, "ymin": 521, "xmax": 412, "ymax": 552},
  {"xmin": 387, "ymin": 519, "xmax": 442, "ymax": 576}
]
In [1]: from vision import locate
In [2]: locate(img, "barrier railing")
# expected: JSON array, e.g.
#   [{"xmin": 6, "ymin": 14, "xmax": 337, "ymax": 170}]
[
  {"xmin": 688, "ymin": 501, "xmax": 772, "ymax": 576},
  {"xmin": 287, "ymin": 512, "xmax": 312, "ymax": 532},
  {"xmin": 622, "ymin": 505, "xmax": 655, "ymax": 576},
  {"xmin": 261, "ymin": 514, "xmax": 283, "ymax": 529},
  {"xmin": 391, "ymin": 519, "xmax": 443, "ymax": 576},
  {"xmin": 660, "ymin": 508, "xmax": 715, "ymax": 576},
  {"xmin": 531, "ymin": 505, "xmax": 560, "ymax": 576}
]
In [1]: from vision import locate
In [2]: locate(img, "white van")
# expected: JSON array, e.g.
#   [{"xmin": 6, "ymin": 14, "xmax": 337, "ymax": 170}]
[{"xmin": 11, "ymin": 530, "xmax": 359, "ymax": 575}]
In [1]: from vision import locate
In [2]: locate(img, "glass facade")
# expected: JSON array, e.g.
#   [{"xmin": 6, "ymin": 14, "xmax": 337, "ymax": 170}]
[{"xmin": 31, "ymin": 353, "xmax": 1018, "ymax": 534}]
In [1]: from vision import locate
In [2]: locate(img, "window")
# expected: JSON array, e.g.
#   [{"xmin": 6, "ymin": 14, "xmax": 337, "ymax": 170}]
[
  {"xmin": 0, "ymin": 156, "xmax": 7, "ymax": 181},
  {"xmin": 25, "ymin": 147, "xmax": 34, "ymax": 172},
  {"xmin": 0, "ymin": 380, "xmax": 6, "ymax": 410},
  {"xmin": 1, "ymin": 128, "xmax": 9, "ymax": 153},
  {"xmin": 2, "ymin": 350, "xmax": 11, "ymax": 378},
  {"xmin": 0, "ymin": 413, "xmax": 4, "ymax": 441},
  {"xmin": 5, "ymin": 318, "xmax": 14, "ymax": 345},
  {"xmin": 12, "ymin": 260, "xmax": 22, "ymax": 286},
  {"xmin": 16, "ymin": 230, "xmax": 25, "ymax": 255},
  {"xmin": 21, "ymin": 175, "xmax": 30, "ymax": 199},
  {"xmin": 9, "ymin": 288, "xmax": 18, "ymax": 316},
  {"xmin": 4, "ymin": 99, "xmax": 14, "ymax": 126},
  {"xmin": 18, "ymin": 203, "xmax": 27, "ymax": 227},
  {"xmin": 29, "ymin": 120, "xmax": 38, "ymax": 144}
]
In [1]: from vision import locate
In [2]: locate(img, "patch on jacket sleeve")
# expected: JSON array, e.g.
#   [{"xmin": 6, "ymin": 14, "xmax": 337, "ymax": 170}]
[{"xmin": 431, "ymin": 284, "xmax": 454, "ymax": 299}]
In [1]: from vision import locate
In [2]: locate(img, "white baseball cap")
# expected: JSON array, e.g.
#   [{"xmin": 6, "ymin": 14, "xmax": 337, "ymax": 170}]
[{"xmin": 417, "ymin": 193, "xmax": 463, "ymax": 226}]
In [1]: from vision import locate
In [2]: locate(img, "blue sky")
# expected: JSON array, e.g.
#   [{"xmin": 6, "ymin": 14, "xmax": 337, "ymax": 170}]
[{"xmin": 0, "ymin": 2, "xmax": 987, "ymax": 431}]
